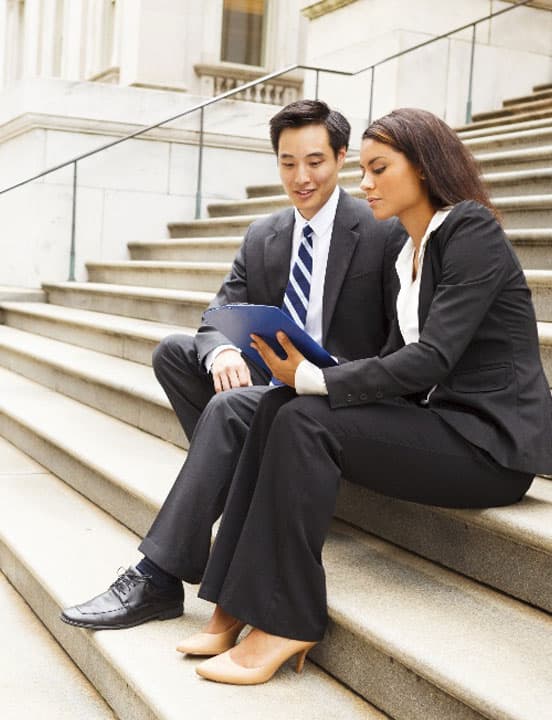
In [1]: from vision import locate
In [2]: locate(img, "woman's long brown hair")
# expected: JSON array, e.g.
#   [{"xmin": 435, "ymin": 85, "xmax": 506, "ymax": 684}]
[{"xmin": 362, "ymin": 108, "xmax": 497, "ymax": 218}]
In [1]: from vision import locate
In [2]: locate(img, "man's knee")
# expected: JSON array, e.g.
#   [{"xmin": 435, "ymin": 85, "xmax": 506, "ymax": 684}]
[
  {"xmin": 152, "ymin": 333, "xmax": 197, "ymax": 378},
  {"xmin": 204, "ymin": 386, "xmax": 266, "ymax": 418}
]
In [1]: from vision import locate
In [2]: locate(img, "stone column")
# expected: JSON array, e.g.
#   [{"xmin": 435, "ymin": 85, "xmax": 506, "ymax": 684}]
[
  {"xmin": 22, "ymin": 0, "xmax": 41, "ymax": 77},
  {"xmin": 60, "ymin": 0, "xmax": 86, "ymax": 80},
  {"xmin": 110, "ymin": 0, "xmax": 122, "ymax": 69},
  {"xmin": 0, "ymin": 0, "xmax": 8, "ymax": 89},
  {"xmin": 40, "ymin": 0, "xmax": 59, "ymax": 77},
  {"xmin": 117, "ymin": 0, "xmax": 142, "ymax": 85}
]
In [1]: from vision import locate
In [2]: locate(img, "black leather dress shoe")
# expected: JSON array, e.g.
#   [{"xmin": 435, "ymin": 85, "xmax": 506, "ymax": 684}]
[{"xmin": 60, "ymin": 567, "xmax": 184, "ymax": 630}]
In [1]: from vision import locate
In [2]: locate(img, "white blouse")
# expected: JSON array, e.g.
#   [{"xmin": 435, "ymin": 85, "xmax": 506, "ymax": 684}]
[
  {"xmin": 394, "ymin": 209, "xmax": 452, "ymax": 345},
  {"xmin": 295, "ymin": 208, "xmax": 452, "ymax": 396}
]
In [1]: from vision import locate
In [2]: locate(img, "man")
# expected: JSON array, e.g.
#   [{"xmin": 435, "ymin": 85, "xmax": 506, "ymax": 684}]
[{"xmin": 61, "ymin": 99, "xmax": 404, "ymax": 630}]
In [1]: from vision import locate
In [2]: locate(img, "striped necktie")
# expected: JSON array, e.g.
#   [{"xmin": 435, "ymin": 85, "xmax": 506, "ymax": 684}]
[{"xmin": 282, "ymin": 223, "xmax": 314, "ymax": 329}]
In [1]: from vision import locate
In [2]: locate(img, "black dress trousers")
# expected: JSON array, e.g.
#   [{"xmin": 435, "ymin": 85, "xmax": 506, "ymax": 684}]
[
  {"xmin": 198, "ymin": 388, "xmax": 533, "ymax": 642},
  {"xmin": 152, "ymin": 333, "xmax": 269, "ymax": 440}
]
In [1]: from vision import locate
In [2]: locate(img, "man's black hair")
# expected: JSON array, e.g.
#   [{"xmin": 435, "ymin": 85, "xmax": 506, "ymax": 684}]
[{"xmin": 269, "ymin": 99, "xmax": 351, "ymax": 158}]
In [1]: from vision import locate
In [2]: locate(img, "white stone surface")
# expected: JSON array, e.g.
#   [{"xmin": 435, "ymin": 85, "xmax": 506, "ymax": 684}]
[
  {"xmin": 0, "ymin": 79, "xmax": 281, "ymax": 286},
  {"xmin": 303, "ymin": 0, "xmax": 552, "ymax": 126},
  {"xmin": 0, "ymin": 570, "xmax": 116, "ymax": 719}
]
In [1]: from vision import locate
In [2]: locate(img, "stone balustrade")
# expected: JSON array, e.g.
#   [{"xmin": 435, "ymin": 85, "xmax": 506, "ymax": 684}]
[{"xmin": 194, "ymin": 63, "xmax": 303, "ymax": 105}]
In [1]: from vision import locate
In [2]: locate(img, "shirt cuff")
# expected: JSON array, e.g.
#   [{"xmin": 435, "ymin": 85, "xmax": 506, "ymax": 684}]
[
  {"xmin": 204, "ymin": 344, "xmax": 239, "ymax": 373},
  {"xmin": 295, "ymin": 359, "xmax": 328, "ymax": 395}
]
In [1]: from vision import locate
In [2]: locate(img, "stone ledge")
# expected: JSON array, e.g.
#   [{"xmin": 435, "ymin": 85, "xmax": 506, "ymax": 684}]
[
  {"xmin": 301, "ymin": 0, "xmax": 358, "ymax": 20},
  {"xmin": 0, "ymin": 112, "xmax": 274, "ymax": 155}
]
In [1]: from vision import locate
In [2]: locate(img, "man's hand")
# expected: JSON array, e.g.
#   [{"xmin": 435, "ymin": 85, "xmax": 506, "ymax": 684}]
[
  {"xmin": 250, "ymin": 332, "xmax": 305, "ymax": 387},
  {"xmin": 211, "ymin": 349, "xmax": 253, "ymax": 393}
]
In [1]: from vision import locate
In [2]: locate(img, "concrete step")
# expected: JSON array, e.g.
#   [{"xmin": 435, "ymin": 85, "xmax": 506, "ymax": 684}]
[
  {"xmin": 335, "ymin": 471, "xmax": 552, "ymax": 617},
  {"xmin": 1, "ymin": 357, "xmax": 551, "ymax": 625},
  {"xmin": 0, "ymin": 302, "xmax": 188, "ymax": 365},
  {"xmin": 248, "ymin": 163, "xmax": 552, "ymax": 202},
  {"xmin": 87, "ymin": 260, "xmax": 230, "ymax": 293},
  {"xmin": 128, "ymin": 237, "xmax": 244, "ymax": 262},
  {"xmin": 43, "ymin": 281, "xmax": 212, "ymax": 326},
  {"xmin": 475, "ymin": 144, "xmax": 552, "ymax": 173},
  {"xmin": 455, "ymin": 107, "xmax": 552, "ymax": 135},
  {"xmin": 458, "ymin": 116, "xmax": 552, "ymax": 141},
  {"xmin": 0, "ymin": 325, "xmax": 186, "ymax": 448},
  {"xmin": 2, "ymin": 461, "xmax": 551, "ymax": 719},
  {"xmin": 168, "ymin": 214, "xmax": 266, "ymax": 239},
  {"xmin": 0, "ymin": 454, "xmax": 386, "ymax": 720},
  {"xmin": 538, "ymin": 322, "xmax": 552, "ymax": 384},
  {"xmin": 483, "ymin": 167, "xmax": 552, "ymax": 197},
  {"xmin": 127, "ymin": 229, "xmax": 552, "ymax": 272},
  {"xmin": 508, "ymin": 229, "xmax": 552, "ymax": 270},
  {"xmin": 526, "ymin": 270, "xmax": 552, "ymax": 322},
  {"xmin": 219, "ymin": 168, "xmax": 552, "ymax": 219},
  {"xmin": 341, "ymin": 142, "xmax": 552, "ymax": 174},
  {"xmin": 495, "ymin": 194, "xmax": 552, "ymax": 229},
  {"xmin": 0, "ymin": 285, "xmax": 46, "ymax": 302},
  {"xmin": 174, "ymin": 194, "xmax": 552, "ymax": 240},
  {"xmin": 0, "ymin": 568, "xmax": 116, "ymax": 720},
  {"xmin": 472, "ymin": 95, "xmax": 552, "ymax": 123},
  {"xmin": 0, "ymin": 366, "xmax": 183, "ymax": 537},
  {"xmin": 503, "ymin": 88, "xmax": 552, "ymax": 108},
  {"xmin": 316, "ymin": 519, "xmax": 552, "ymax": 719},
  {"xmin": 463, "ymin": 125, "xmax": 552, "ymax": 153}
]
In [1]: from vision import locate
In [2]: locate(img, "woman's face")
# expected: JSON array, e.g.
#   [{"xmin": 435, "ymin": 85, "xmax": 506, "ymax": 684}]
[{"xmin": 359, "ymin": 138, "xmax": 429, "ymax": 222}]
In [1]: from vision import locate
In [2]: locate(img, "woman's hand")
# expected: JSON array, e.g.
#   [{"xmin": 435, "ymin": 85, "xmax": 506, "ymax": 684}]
[{"xmin": 250, "ymin": 332, "xmax": 305, "ymax": 387}]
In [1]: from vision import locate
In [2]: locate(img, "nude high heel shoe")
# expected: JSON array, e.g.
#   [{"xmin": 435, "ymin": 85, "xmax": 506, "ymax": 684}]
[
  {"xmin": 176, "ymin": 620, "xmax": 245, "ymax": 656},
  {"xmin": 195, "ymin": 639, "xmax": 317, "ymax": 685}
]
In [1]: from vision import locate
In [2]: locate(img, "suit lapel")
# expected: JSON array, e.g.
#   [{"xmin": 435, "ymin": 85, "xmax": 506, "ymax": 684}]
[
  {"xmin": 322, "ymin": 191, "xmax": 360, "ymax": 343},
  {"xmin": 418, "ymin": 232, "xmax": 439, "ymax": 330},
  {"xmin": 264, "ymin": 209, "xmax": 294, "ymax": 306}
]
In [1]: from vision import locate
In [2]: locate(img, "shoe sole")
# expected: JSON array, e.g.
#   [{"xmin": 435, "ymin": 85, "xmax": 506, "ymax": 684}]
[{"xmin": 59, "ymin": 603, "xmax": 184, "ymax": 630}]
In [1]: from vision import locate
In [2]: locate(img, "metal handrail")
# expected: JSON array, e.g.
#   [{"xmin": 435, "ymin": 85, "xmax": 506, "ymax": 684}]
[{"xmin": 0, "ymin": 0, "xmax": 545, "ymax": 280}]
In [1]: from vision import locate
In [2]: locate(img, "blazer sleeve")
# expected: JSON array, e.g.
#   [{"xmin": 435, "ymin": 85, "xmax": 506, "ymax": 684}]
[
  {"xmin": 194, "ymin": 226, "xmax": 251, "ymax": 364},
  {"xmin": 322, "ymin": 203, "xmax": 511, "ymax": 408}
]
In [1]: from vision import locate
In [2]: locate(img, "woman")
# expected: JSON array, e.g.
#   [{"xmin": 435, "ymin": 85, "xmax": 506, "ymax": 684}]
[{"xmin": 180, "ymin": 108, "xmax": 552, "ymax": 685}]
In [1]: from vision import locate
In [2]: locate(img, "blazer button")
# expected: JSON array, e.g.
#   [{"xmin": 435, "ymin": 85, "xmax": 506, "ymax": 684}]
[
  {"xmin": 360, "ymin": 393, "xmax": 368, "ymax": 401},
  {"xmin": 375, "ymin": 391, "xmax": 384, "ymax": 400},
  {"xmin": 346, "ymin": 393, "xmax": 353, "ymax": 403}
]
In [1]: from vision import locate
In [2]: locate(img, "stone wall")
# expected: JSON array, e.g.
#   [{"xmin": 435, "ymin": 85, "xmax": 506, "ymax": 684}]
[{"xmin": 0, "ymin": 79, "xmax": 280, "ymax": 287}]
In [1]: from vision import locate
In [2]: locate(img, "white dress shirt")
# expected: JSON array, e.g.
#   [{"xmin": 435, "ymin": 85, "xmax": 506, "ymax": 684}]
[
  {"xmin": 205, "ymin": 185, "xmax": 341, "ymax": 379},
  {"xmin": 296, "ymin": 208, "xmax": 453, "ymax": 396}
]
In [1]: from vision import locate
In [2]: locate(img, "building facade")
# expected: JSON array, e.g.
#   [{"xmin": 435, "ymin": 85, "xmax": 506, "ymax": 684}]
[{"xmin": 0, "ymin": 0, "xmax": 550, "ymax": 287}]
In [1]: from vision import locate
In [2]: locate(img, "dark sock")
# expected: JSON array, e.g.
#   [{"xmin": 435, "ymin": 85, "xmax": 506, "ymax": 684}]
[{"xmin": 136, "ymin": 556, "xmax": 180, "ymax": 590}]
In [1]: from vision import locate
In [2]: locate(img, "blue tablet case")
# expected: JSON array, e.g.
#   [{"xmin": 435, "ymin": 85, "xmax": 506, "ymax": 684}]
[{"xmin": 203, "ymin": 304, "xmax": 337, "ymax": 375}]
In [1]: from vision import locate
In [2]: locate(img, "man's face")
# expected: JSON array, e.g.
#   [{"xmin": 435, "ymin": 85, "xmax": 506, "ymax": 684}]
[{"xmin": 277, "ymin": 124, "xmax": 346, "ymax": 220}]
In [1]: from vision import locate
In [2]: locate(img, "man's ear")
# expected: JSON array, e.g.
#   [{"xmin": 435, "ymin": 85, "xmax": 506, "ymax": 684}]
[{"xmin": 337, "ymin": 146, "xmax": 347, "ymax": 168}]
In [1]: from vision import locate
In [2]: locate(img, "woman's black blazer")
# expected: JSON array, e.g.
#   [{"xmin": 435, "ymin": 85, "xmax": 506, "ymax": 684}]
[{"xmin": 323, "ymin": 200, "xmax": 552, "ymax": 474}]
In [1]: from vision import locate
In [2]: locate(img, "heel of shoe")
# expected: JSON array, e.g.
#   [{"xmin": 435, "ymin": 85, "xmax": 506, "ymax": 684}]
[
  {"xmin": 295, "ymin": 642, "xmax": 316, "ymax": 674},
  {"xmin": 159, "ymin": 603, "xmax": 184, "ymax": 621}
]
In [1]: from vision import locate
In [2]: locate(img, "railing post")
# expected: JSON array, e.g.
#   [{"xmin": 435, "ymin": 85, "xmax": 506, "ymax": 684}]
[
  {"xmin": 466, "ymin": 23, "xmax": 477, "ymax": 124},
  {"xmin": 368, "ymin": 66, "xmax": 375, "ymax": 124},
  {"xmin": 314, "ymin": 69, "xmax": 320, "ymax": 100},
  {"xmin": 195, "ymin": 107, "xmax": 205, "ymax": 220},
  {"xmin": 68, "ymin": 161, "xmax": 77, "ymax": 282}
]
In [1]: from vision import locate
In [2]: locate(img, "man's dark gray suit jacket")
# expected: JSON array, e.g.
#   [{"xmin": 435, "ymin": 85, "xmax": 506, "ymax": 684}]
[
  {"xmin": 195, "ymin": 188, "xmax": 405, "ymax": 369},
  {"xmin": 323, "ymin": 200, "xmax": 552, "ymax": 475}
]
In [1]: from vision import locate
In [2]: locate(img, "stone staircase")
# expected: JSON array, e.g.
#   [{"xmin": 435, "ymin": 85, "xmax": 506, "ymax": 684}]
[{"xmin": 1, "ymin": 82, "xmax": 552, "ymax": 720}]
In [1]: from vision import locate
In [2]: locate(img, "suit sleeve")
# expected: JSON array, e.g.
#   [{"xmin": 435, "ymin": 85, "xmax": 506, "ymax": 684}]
[
  {"xmin": 194, "ymin": 227, "xmax": 251, "ymax": 364},
  {"xmin": 322, "ymin": 204, "xmax": 511, "ymax": 408}
]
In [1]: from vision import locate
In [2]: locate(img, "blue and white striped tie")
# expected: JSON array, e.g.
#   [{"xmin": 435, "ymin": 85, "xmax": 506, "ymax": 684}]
[{"xmin": 282, "ymin": 223, "xmax": 313, "ymax": 329}]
